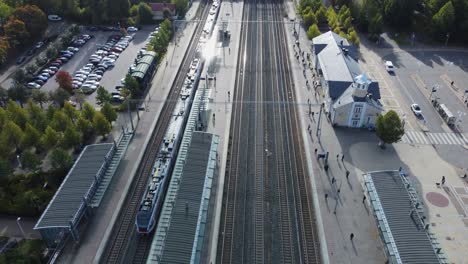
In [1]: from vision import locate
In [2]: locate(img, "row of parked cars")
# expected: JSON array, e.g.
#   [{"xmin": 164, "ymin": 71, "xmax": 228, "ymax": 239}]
[
  {"xmin": 26, "ymin": 35, "xmax": 92, "ymax": 89},
  {"xmin": 72, "ymin": 35, "xmax": 133, "ymax": 95}
]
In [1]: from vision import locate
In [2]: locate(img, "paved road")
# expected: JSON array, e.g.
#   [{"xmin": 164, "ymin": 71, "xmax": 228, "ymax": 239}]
[{"xmin": 359, "ymin": 36, "xmax": 468, "ymax": 168}]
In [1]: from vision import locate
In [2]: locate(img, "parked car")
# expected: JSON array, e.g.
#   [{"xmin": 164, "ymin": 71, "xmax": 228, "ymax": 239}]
[
  {"xmin": 48, "ymin": 14, "xmax": 62, "ymax": 21},
  {"xmin": 35, "ymin": 75, "xmax": 48, "ymax": 81},
  {"xmin": 60, "ymin": 50, "xmax": 73, "ymax": 55},
  {"xmin": 40, "ymin": 72, "xmax": 51, "ymax": 78},
  {"xmin": 58, "ymin": 57, "xmax": 69, "ymax": 63},
  {"xmin": 16, "ymin": 56, "xmax": 26, "ymax": 64},
  {"xmin": 88, "ymin": 74, "xmax": 102, "ymax": 81},
  {"xmin": 411, "ymin": 103, "xmax": 422, "ymax": 116},
  {"xmin": 49, "ymin": 66, "xmax": 59, "ymax": 72},
  {"xmin": 112, "ymin": 95, "xmax": 124, "ymax": 103},
  {"xmin": 35, "ymin": 41, "xmax": 44, "ymax": 49},
  {"xmin": 67, "ymin": 47, "xmax": 79, "ymax": 52},
  {"xmin": 385, "ymin": 61, "xmax": 395, "ymax": 73},
  {"xmin": 111, "ymin": 47, "xmax": 123, "ymax": 53},
  {"xmin": 127, "ymin": 26, "xmax": 138, "ymax": 32},
  {"xmin": 34, "ymin": 79, "xmax": 45, "ymax": 85},
  {"xmin": 27, "ymin": 82, "xmax": 41, "ymax": 89},
  {"xmin": 95, "ymin": 69, "xmax": 104, "ymax": 75},
  {"xmin": 26, "ymin": 49, "xmax": 35, "ymax": 56},
  {"xmin": 62, "ymin": 53, "xmax": 73, "ymax": 59}
]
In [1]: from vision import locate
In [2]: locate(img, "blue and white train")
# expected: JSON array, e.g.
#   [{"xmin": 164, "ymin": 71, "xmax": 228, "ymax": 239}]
[{"xmin": 135, "ymin": 0, "xmax": 220, "ymax": 235}]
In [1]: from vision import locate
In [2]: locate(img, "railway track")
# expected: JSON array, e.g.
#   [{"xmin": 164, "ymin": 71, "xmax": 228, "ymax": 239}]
[
  {"xmin": 101, "ymin": 2, "xmax": 211, "ymax": 263},
  {"xmin": 217, "ymin": 0, "xmax": 321, "ymax": 263}
]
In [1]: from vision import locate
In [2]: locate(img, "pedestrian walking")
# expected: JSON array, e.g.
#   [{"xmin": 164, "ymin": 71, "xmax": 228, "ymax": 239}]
[
  {"xmin": 350, "ymin": 233, "xmax": 354, "ymax": 240},
  {"xmin": 336, "ymin": 154, "xmax": 339, "ymax": 159},
  {"xmin": 337, "ymin": 188, "xmax": 341, "ymax": 194},
  {"xmin": 306, "ymin": 80, "xmax": 309, "ymax": 86},
  {"xmin": 346, "ymin": 170, "xmax": 350, "ymax": 179},
  {"xmin": 441, "ymin": 176, "xmax": 446, "ymax": 185},
  {"xmin": 307, "ymin": 98, "xmax": 310, "ymax": 103},
  {"xmin": 314, "ymin": 148, "xmax": 318, "ymax": 154},
  {"xmin": 325, "ymin": 193, "xmax": 328, "ymax": 200},
  {"xmin": 362, "ymin": 195, "xmax": 366, "ymax": 203},
  {"xmin": 341, "ymin": 154, "xmax": 344, "ymax": 162},
  {"xmin": 451, "ymin": 81, "xmax": 454, "ymax": 86},
  {"xmin": 332, "ymin": 177, "xmax": 336, "ymax": 184}
]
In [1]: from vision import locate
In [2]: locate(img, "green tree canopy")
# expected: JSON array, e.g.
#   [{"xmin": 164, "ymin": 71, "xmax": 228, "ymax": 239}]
[
  {"xmin": 4, "ymin": 17, "xmax": 29, "ymax": 47},
  {"xmin": 0, "ymin": 37, "xmax": 9, "ymax": 64},
  {"xmin": 63, "ymin": 101, "xmax": 79, "ymax": 123},
  {"xmin": 431, "ymin": 1, "xmax": 455, "ymax": 38},
  {"xmin": 101, "ymin": 102, "xmax": 117, "ymax": 123},
  {"xmin": 7, "ymin": 99, "xmax": 28, "ymax": 129},
  {"xmin": 82, "ymin": 102, "xmax": 96, "ymax": 121},
  {"xmin": 303, "ymin": 10, "xmax": 317, "ymax": 28},
  {"xmin": 61, "ymin": 125, "xmax": 81, "ymax": 150},
  {"xmin": 137, "ymin": 2, "xmax": 153, "ymax": 24},
  {"xmin": 124, "ymin": 74, "xmax": 141, "ymax": 97},
  {"xmin": 1, "ymin": 120, "xmax": 24, "ymax": 151},
  {"xmin": 382, "ymin": 0, "xmax": 418, "ymax": 29},
  {"xmin": 26, "ymin": 100, "xmax": 47, "ymax": 132},
  {"xmin": 22, "ymin": 123, "xmax": 41, "ymax": 149},
  {"xmin": 20, "ymin": 150, "xmax": 41, "ymax": 171},
  {"xmin": 96, "ymin": 86, "xmax": 111, "ymax": 105},
  {"xmin": 376, "ymin": 110, "xmax": 405, "ymax": 145},
  {"xmin": 76, "ymin": 116, "xmax": 93, "ymax": 142},
  {"xmin": 31, "ymin": 90, "xmax": 48, "ymax": 109},
  {"xmin": 172, "ymin": 0, "xmax": 188, "ymax": 18},
  {"xmin": 93, "ymin": 112, "xmax": 111, "ymax": 138},
  {"xmin": 51, "ymin": 110, "xmax": 72, "ymax": 132},
  {"xmin": 48, "ymin": 89, "xmax": 71, "ymax": 107},
  {"xmin": 13, "ymin": 5, "xmax": 47, "ymax": 38},
  {"xmin": 41, "ymin": 126, "xmax": 60, "ymax": 150},
  {"xmin": 307, "ymin": 24, "xmax": 321, "ymax": 40},
  {"xmin": 315, "ymin": 5, "xmax": 327, "ymax": 24},
  {"xmin": 50, "ymin": 148, "xmax": 73, "ymax": 171}
]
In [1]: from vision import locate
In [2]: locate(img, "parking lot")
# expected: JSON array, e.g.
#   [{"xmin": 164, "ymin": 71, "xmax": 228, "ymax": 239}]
[{"xmin": 39, "ymin": 27, "xmax": 153, "ymax": 107}]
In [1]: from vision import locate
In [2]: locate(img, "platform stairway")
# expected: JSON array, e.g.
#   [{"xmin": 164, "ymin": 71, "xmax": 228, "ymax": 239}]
[{"xmin": 90, "ymin": 131, "xmax": 134, "ymax": 208}]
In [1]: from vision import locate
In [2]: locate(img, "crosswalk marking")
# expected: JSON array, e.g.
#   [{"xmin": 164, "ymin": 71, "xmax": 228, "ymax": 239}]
[{"xmin": 398, "ymin": 130, "xmax": 468, "ymax": 145}]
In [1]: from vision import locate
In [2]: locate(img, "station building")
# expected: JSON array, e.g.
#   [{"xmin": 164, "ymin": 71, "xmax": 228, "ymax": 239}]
[{"xmin": 312, "ymin": 31, "xmax": 384, "ymax": 128}]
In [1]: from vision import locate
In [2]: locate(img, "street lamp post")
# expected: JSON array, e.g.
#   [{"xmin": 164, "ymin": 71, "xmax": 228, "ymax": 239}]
[
  {"xmin": 17, "ymin": 217, "xmax": 26, "ymax": 238},
  {"xmin": 445, "ymin": 33, "xmax": 450, "ymax": 46}
]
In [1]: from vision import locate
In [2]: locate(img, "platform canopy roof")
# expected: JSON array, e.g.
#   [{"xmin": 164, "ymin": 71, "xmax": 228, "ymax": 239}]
[{"xmin": 35, "ymin": 143, "xmax": 114, "ymax": 230}]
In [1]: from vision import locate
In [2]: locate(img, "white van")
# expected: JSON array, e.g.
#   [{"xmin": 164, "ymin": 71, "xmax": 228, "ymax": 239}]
[{"xmin": 385, "ymin": 61, "xmax": 395, "ymax": 73}]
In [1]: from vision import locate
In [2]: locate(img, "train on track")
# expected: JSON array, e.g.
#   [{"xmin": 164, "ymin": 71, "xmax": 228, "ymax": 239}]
[{"xmin": 135, "ymin": 0, "xmax": 220, "ymax": 234}]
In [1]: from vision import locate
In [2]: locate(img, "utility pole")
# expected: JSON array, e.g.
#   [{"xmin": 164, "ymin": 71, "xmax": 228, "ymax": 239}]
[
  {"xmin": 17, "ymin": 217, "xmax": 26, "ymax": 238},
  {"xmin": 445, "ymin": 33, "xmax": 450, "ymax": 46},
  {"xmin": 316, "ymin": 103, "xmax": 323, "ymax": 139}
]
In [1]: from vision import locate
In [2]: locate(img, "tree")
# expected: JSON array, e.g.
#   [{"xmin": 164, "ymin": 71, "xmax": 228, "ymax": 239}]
[
  {"xmin": 173, "ymin": 0, "xmax": 188, "ymax": 18},
  {"xmin": 26, "ymin": 100, "xmax": 48, "ymax": 132},
  {"xmin": 0, "ymin": 86, "xmax": 8, "ymax": 107},
  {"xmin": 101, "ymin": 102, "xmax": 117, "ymax": 123},
  {"xmin": 12, "ymin": 68, "xmax": 27, "ymax": 84},
  {"xmin": 22, "ymin": 123, "xmax": 41, "ymax": 149},
  {"xmin": 303, "ymin": 10, "xmax": 317, "ymax": 28},
  {"xmin": 0, "ymin": 1, "xmax": 14, "ymax": 24},
  {"xmin": 307, "ymin": 24, "xmax": 321, "ymax": 40},
  {"xmin": 8, "ymin": 84, "xmax": 29, "ymax": 108},
  {"xmin": 137, "ymin": 2, "xmax": 153, "ymax": 24},
  {"xmin": 0, "ymin": 158, "xmax": 12, "ymax": 178},
  {"xmin": 50, "ymin": 148, "xmax": 73, "ymax": 171},
  {"xmin": 431, "ymin": 1, "xmax": 455, "ymax": 38},
  {"xmin": 347, "ymin": 28, "xmax": 360, "ymax": 46},
  {"xmin": 368, "ymin": 12, "xmax": 383, "ymax": 40},
  {"xmin": 124, "ymin": 74, "xmax": 140, "ymax": 97},
  {"xmin": 315, "ymin": 5, "xmax": 327, "ymax": 25},
  {"xmin": 96, "ymin": 86, "xmax": 111, "ymax": 105},
  {"xmin": 63, "ymin": 101, "xmax": 79, "ymax": 123},
  {"xmin": 41, "ymin": 126, "xmax": 60, "ymax": 150},
  {"xmin": 1, "ymin": 121, "xmax": 24, "ymax": 151},
  {"xmin": 129, "ymin": 4, "xmax": 138, "ymax": 16},
  {"xmin": 0, "ymin": 106, "xmax": 6, "ymax": 129},
  {"xmin": 0, "ymin": 37, "xmax": 9, "ymax": 64},
  {"xmin": 327, "ymin": 6, "xmax": 338, "ymax": 29},
  {"xmin": 77, "ymin": 116, "xmax": 93, "ymax": 141},
  {"xmin": 46, "ymin": 46, "xmax": 58, "ymax": 59},
  {"xmin": 13, "ymin": 5, "xmax": 47, "ymax": 39},
  {"xmin": 51, "ymin": 110, "xmax": 72, "ymax": 132},
  {"xmin": 383, "ymin": 0, "xmax": 418, "ymax": 29},
  {"xmin": 55, "ymin": 71, "xmax": 74, "ymax": 93},
  {"xmin": 48, "ymin": 89, "xmax": 71, "ymax": 107},
  {"xmin": 4, "ymin": 17, "xmax": 29, "ymax": 47},
  {"xmin": 20, "ymin": 150, "xmax": 41, "ymax": 170},
  {"xmin": 82, "ymin": 102, "xmax": 96, "ymax": 121},
  {"xmin": 93, "ymin": 112, "xmax": 111, "ymax": 138},
  {"xmin": 338, "ymin": 5, "xmax": 351, "ymax": 26},
  {"xmin": 75, "ymin": 92, "xmax": 85, "ymax": 110},
  {"xmin": 7, "ymin": 100, "xmax": 28, "ymax": 129},
  {"xmin": 61, "ymin": 126, "xmax": 81, "ymax": 150},
  {"xmin": 31, "ymin": 90, "xmax": 48, "ymax": 109},
  {"xmin": 375, "ymin": 110, "xmax": 405, "ymax": 147}
]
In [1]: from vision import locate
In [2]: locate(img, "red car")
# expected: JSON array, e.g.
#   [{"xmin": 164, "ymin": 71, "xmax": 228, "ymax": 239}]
[{"xmin": 111, "ymin": 46, "xmax": 123, "ymax": 53}]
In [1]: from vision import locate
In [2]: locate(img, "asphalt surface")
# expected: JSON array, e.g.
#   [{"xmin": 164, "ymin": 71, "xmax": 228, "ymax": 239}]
[
  {"xmin": 39, "ymin": 27, "xmax": 152, "ymax": 107},
  {"xmin": 217, "ymin": 1, "xmax": 320, "ymax": 263}
]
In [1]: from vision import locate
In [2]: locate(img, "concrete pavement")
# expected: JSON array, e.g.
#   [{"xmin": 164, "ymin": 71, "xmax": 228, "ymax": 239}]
[{"xmin": 0, "ymin": 216, "xmax": 40, "ymax": 240}]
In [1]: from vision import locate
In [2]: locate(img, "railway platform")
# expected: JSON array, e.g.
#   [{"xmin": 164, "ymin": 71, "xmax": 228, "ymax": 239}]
[
  {"xmin": 283, "ymin": 1, "xmax": 386, "ymax": 263},
  {"xmin": 54, "ymin": 2, "xmax": 201, "ymax": 263},
  {"xmin": 193, "ymin": 1, "xmax": 245, "ymax": 263}
]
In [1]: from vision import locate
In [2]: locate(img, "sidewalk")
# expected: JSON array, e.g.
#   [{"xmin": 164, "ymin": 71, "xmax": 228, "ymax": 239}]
[
  {"xmin": 55, "ymin": 6, "xmax": 200, "ymax": 264},
  {"xmin": 0, "ymin": 216, "xmax": 40, "ymax": 240}
]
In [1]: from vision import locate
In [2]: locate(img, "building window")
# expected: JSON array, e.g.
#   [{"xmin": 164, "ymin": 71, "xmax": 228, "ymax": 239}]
[
  {"xmin": 354, "ymin": 105, "xmax": 362, "ymax": 113},
  {"xmin": 352, "ymin": 120, "xmax": 359, "ymax": 127}
]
